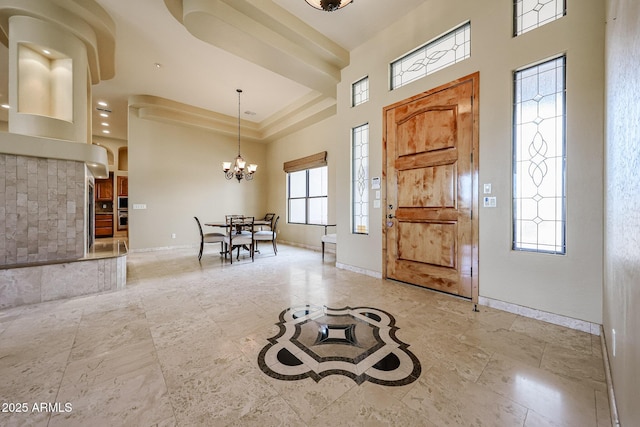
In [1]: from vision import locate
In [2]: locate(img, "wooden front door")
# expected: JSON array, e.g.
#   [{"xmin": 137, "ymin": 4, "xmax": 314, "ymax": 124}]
[{"xmin": 383, "ymin": 73, "xmax": 479, "ymax": 301}]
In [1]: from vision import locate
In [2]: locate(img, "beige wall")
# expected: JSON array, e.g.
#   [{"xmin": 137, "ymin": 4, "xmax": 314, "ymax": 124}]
[
  {"xmin": 604, "ymin": 0, "xmax": 640, "ymax": 424},
  {"xmin": 127, "ymin": 109, "xmax": 267, "ymax": 251},
  {"xmin": 332, "ymin": 0, "xmax": 605, "ymax": 323},
  {"xmin": 264, "ymin": 116, "xmax": 339, "ymax": 249}
]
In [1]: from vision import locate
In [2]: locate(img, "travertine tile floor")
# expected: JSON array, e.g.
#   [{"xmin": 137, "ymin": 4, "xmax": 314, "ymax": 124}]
[{"xmin": 0, "ymin": 244, "xmax": 611, "ymax": 426}]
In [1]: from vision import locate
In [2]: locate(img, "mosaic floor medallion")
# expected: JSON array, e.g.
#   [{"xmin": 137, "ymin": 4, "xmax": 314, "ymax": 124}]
[{"xmin": 257, "ymin": 305, "xmax": 421, "ymax": 386}]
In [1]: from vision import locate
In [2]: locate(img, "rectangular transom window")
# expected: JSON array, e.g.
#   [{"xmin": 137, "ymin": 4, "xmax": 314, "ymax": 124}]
[
  {"xmin": 390, "ymin": 22, "xmax": 470, "ymax": 90},
  {"xmin": 352, "ymin": 123, "xmax": 369, "ymax": 234},
  {"xmin": 513, "ymin": 56, "xmax": 566, "ymax": 254},
  {"xmin": 514, "ymin": 0, "xmax": 566, "ymax": 36},
  {"xmin": 352, "ymin": 76, "xmax": 369, "ymax": 107}
]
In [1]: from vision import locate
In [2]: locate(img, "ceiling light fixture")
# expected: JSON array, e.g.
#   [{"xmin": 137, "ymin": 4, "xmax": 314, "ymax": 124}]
[
  {"xmin": 222, "ymin": 89, "xmax": 257, "ymax": 182},
  {"xmin": 305, "ymin": 0, "xmax": 353, "ymax": 12}
]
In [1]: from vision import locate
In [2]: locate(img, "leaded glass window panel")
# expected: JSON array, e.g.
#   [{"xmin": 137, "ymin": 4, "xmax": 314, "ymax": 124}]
[
  {"xmin": 352, "ymin": 124, "xmax": 369, "ymax": 234},
  {"xmin": 513, "ymin": 56, "xmax": 566, "ymax": 254},
  {"xmin": 352, "ymin": 76, "xmax": 369, "ymax": 107},
  {"xmin": 391, "ymin": 22, "xmax": 470, "ymax": 90},
  {"xmin": 514, "ymin": 0, "xmax": 566, "ymax": 36}
]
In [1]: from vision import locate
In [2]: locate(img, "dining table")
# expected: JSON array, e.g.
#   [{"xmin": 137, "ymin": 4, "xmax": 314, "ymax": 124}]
[
  {"xmin": 204, "ymin": 219, "xmax": 271, "ymax": 232},
  {"xmin": 204, "ymin": 218, "xmax": 272, "ymax": 255}
]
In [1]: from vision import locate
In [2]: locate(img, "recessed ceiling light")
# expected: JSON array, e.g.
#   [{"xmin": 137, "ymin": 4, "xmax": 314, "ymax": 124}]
[
  {"xmin": 1, "ymin": 104, "xmax": 9, "ymax": 109},
  {"xmin": 43, "ymin": 49, "xmax": 50, "ymax": 55},
  {"xmin": 97, "ymin": 101, "xmax": 108, "ymax": 107},
  {"xmin": 100, "ymin": 113, "xmax": 109, "ymax": 118},
  {"xmin": 102, "ymin": 130, "xmax": 110, "ymax": 134},
  {"xmin": 101, "ymin": 122, "xmax": 109, "ymax": 126},
  {"xmin": 154, "ymin": 63, "xmax": 162, "ymax": 69}
]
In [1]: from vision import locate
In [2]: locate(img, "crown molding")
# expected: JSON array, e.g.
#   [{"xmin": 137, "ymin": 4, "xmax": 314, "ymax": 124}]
[{"xmin": 129, "ymin": 93, "xmax": 336, "ymax": 142}]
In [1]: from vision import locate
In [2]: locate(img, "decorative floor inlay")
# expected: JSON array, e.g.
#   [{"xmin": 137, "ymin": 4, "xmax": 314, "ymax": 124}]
[{"xmin": 257, "ymin": 305, "xmax": 421, "ymax": 386}]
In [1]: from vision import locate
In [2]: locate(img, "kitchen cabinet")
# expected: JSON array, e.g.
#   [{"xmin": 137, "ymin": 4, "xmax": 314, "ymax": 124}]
[
  {"xmin": 95, "ymin": 214, "xmax": 113, "ymax": 237},
  {"xmin": 96, "ymin": 173, "xmax": 113, "ymax": 201},
  {"xmin": 117, "ymin": 176, "xmax": 128, "ymax": 197}
]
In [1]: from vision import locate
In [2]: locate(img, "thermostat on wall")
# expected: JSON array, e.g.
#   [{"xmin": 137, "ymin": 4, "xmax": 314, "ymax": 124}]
[{"xmin": 371, "ymin": 177, "xmax": 380, "ymax": 189}]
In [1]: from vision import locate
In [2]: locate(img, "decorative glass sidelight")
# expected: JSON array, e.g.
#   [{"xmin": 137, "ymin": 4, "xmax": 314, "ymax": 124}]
[
  {"xmin": 513, "ymin": 56, "xmax": 566, "ymax": 254},
  {"xmin": 352, "ymin": 123, "xmax": 369, "ymax": 235}
]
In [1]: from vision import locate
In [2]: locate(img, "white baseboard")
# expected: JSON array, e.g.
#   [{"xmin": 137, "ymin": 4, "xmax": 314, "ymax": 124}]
[
  {"xmin": 600, "ymin": 327, "xmax": 621, "ymax": 426},
  {"xmin": 130, "ymin": 244, "xmax": 193, "ymax": 253},
  {"xmin": 478, "ymin": 296, "xmax": 601, "ymax": 336},
  {"xmin": 278, "ymin": 240, "xmax": 320, "ymax": 252},
  {"xmin": 335, "ymin": 262, "xmax": 382, "ymax": 279}
]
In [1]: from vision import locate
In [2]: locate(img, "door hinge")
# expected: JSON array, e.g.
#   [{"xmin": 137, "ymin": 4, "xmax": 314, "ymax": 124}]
[{"xmin": 470, "ymin": 267, "xmax": 473, "ymax": 277}]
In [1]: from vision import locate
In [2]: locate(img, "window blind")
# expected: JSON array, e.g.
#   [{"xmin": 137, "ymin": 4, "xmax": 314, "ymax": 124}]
[{"xmin": 283, "ymin": 151, "xmax": 327, "ymax": 173}]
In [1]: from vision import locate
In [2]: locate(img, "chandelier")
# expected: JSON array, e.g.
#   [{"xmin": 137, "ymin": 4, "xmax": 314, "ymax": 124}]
[
  {"xmin": 305, "ymin": 0, "xmax": 353, "ymax": 12},
  {"xmin": 222, "ymin": 89, "xmax": 257, "ymax": 182}
]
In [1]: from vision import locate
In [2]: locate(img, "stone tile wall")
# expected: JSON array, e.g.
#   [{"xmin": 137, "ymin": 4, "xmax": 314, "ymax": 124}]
[
  {"xmin": 0, "ymin": 255, "xmax": 126, "ymax": 309},
  {"xmin": 0, "ymin": 154, "xmax": 85, "ymax": 266}
]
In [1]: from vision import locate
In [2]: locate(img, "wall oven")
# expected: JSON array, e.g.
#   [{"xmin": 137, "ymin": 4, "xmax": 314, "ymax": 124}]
[
  {"xmin": 117, "ymin": 210, "xmax": 128, "ymax": 230},
  {"xmin": 117, "ymin": 197, "xmax": 128, "ymax": 230},
  {"xmin": 117, "ymin": 196, "xmax": 128, "ymax": 210}
]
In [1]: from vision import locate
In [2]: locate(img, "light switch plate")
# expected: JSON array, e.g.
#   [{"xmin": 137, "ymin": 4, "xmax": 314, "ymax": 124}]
[
  {"xmin": 483, "ymin": 197, "xmax": 497, "ymax": 208},
  {"xmin": 483, "ymin": 183, "xmax": 492, "ymax": 194}
]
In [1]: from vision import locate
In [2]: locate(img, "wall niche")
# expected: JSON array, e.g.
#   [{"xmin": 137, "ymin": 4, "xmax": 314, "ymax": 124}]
[
  {"xmin": 118, "ymin": 147, "xmax": 128, "ymax": 171},
  {"xmin": 18, "ymin": 43, "xmax": 72, "ymax": 122}
]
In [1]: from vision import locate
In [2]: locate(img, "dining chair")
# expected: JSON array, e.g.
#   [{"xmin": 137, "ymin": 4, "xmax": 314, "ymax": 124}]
[
  {"xmin": 225, "ymin": 214, "xmax": 245, "ymax": 225},
  {"xmin": 254, "ymin": 215, "xmax": 279, "ymax": 255},
  {"xmin": 321, "ymin": 224, "xmax": 337, "ymax": 261},
  {"xmin": 223, "ymin": 216, "xmax": 255, "ymax": 263},
  {"xmin": 194, "ymin": 216, "xmax": 225, "ymax": 261},
  {"xmin": 258, "ymin": 213, "xmax": 276, "ymax": 231},
  {"xmin": 225, "ymin": 214, "xmax": 251, "ymax": 235}
]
